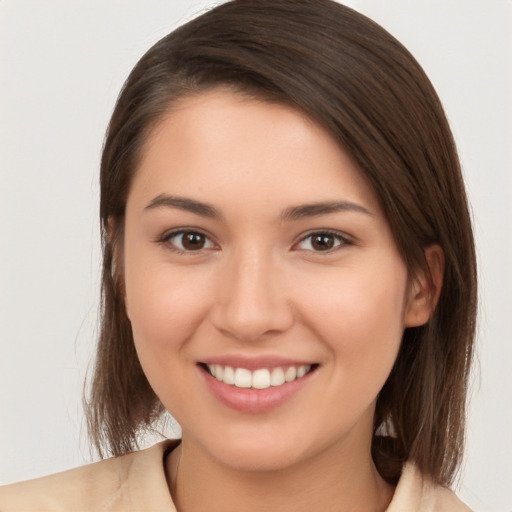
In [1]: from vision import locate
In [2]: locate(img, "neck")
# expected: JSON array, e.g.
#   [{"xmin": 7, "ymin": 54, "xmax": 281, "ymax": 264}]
[{"xmin": 166, "ymin": 435, "xmax": 394, "ymax": 512}]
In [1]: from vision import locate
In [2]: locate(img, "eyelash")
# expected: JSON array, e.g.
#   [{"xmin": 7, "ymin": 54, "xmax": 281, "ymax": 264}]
[
  {"xmin": 157, "ymin": 229, "xmax": 217, "ymax": 254},
  {"xmin": 293, "ymin": 229, "xmax": 351, "ymax": 254},
  {"xmin": 157, "ymin": 228, "xmax": 352, "ymax": 254}
]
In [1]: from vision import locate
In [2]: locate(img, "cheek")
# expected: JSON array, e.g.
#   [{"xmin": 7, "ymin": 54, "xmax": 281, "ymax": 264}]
[
  {"xmin": 303, "ymin": 262, "xmax": 406, "ymax": 331},
  {"xmin": 123, "ymin": 243, "xmax": 211, "ymax": 378},
  {"xmin": 298, "ymin": 261, "xmax": 407, "ymax": 386},
  {"xmin": 127, "ymin": 274, "xmax": 198, "ymax": 342},
  {"xmin": 123, "ymin": 262, "xmax": 217, "ymax": 420}
]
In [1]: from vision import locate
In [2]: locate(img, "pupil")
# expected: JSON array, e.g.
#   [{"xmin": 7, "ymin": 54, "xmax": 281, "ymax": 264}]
[
  {"xmin": 183, "ymin": 233, "xmax": 204, "ymax": 250},
  {"xmin": 312, "ymin": 234, "xmax": 334, "ymax": 250}
]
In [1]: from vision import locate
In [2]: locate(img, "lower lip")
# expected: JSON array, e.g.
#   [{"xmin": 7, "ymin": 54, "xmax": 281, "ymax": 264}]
[{"xmin": 199, "ymin": 366, "xmax": 316, "ymax": 413}]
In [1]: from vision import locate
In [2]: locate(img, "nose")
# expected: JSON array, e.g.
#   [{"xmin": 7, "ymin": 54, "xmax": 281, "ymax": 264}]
[{"xmin": 210, "ymin": 248, "xmax": 294, "ymax": 343}]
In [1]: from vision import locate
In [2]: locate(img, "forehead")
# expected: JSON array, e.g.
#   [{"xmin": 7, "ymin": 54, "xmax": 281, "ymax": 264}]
[{"xmin": 129, "ymin": 88, "xmax": 380, "ymax": 216}]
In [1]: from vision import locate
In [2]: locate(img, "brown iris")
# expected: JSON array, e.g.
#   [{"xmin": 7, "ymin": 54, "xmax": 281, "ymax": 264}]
[
  {"xmin": 311, "ymin": 233, "xmax": 336, "ymax": 251},
  {"xmin": 181, "ymin": 232, "xmax": 207, "ymax": 250}
]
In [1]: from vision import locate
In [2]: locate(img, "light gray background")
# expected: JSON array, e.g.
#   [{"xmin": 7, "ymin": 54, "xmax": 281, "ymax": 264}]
[{"xmin": 1, "ymin": 1, "xmax": 510, "ymax": 510}]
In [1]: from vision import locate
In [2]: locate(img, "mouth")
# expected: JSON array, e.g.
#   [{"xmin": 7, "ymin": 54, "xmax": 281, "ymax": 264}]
[
  {"xmin": 199, "ymin": 362, "xmax": 319, "ymax": 390},
  {"xmin": 197, "ymin": 356, "xmax": 320, "ymax": 412}
]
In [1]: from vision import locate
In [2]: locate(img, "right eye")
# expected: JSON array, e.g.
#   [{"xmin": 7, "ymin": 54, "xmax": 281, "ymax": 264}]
[{"xmin": 161, "ymin": 230, "xmax": 216, "ymax": 252}]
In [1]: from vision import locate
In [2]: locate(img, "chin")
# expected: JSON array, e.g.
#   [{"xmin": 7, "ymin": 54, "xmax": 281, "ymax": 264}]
[{"xmin": 196, "ymin": 424, "xmax": 316, "ymax": 473}]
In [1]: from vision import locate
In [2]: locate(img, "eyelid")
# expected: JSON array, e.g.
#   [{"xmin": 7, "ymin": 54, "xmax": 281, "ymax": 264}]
[
  {"xmin": 155, "ymin": 227, "xmax": 353, "ymax": 254},
  {"xmin": 293, "ymin": 229, "xmax": 353, "ymax": 253},
  {"xmin": 156, "ymin": 227, "xmax": 219, "ymax": 253}
]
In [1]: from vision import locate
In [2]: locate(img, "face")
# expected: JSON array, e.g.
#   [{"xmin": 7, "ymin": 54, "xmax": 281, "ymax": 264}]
[{"xmin": 123, "ymin": 89, "xmax": 425, "ymax": 472}]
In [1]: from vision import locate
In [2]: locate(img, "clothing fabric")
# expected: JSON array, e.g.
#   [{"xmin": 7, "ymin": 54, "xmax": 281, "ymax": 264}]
[{"xmin": 0, "ymin": 440, "xmax": 472, "ymax": 511}]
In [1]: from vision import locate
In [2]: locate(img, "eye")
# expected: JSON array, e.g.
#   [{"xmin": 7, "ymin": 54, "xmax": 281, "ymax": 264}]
[
  {"xmin": 161, "ymin": 229, "xmax": 216, "ymax": 252},
  {"xmin": 295, "ymin": 230, "xmax": 348, "ymax": 252}
]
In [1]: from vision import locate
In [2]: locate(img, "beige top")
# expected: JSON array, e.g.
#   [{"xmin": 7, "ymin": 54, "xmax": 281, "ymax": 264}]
[{"xmin": 0, "ymin": 440, "xmax": 472, "ymax": 511}]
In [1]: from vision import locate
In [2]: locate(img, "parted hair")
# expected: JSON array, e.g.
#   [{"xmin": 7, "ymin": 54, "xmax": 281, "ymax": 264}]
[{"xmin": 85, "ymin": 0, "xmax": 477, "ymax": 487}]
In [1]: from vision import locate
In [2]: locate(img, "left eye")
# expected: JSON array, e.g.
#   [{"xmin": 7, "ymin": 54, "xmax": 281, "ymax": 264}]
[
  {"xmin": 165, "ymin": 230, "xmax": 216, "ymax": 252},
  {"xmin": 296, "ymin": 231, "xmax": 347, "ymax": 252}
]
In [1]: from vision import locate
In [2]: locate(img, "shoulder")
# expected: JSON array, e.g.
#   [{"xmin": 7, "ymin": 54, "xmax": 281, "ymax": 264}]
[
  {"xmin": 387, "ymin": 462, "xmax": 473, "ymax": 512},
  {"xmin": 0, "ymin": 440, "xmax": 178, "ymax": 512}
]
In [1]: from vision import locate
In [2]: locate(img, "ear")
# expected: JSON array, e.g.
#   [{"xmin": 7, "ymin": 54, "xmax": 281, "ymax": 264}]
[
  {"xmin": 106, "ymin": 216, "xmax": 129, "ymax": 315},
  {"xmin": 106, "ymin": 216, "xmax": 116, "ymax": 243},
  {"xmin": 404, "ymin": 245, "xmax": 444, "ymax": 327}
]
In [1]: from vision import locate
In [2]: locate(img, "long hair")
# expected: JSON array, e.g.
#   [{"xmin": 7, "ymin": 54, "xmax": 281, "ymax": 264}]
[{"xmin": 85, "ymin": 0, "xmax": 477, "ymax": 486}]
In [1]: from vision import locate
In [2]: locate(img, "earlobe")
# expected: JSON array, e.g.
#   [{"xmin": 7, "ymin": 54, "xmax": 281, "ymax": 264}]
[{"xmin": 404, "ymin": 245, "xmax": 444, "ymax": 327}]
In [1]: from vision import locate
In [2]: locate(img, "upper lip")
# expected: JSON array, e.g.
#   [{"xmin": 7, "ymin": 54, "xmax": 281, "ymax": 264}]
[{"xmin": 199, "ymin": 355, "xmax": 318, "ymax": 371}]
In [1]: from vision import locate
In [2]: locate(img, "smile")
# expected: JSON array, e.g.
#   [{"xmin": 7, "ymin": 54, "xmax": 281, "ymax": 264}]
[
  {"xmin": 206, "ymin": 364, "xmax": 313, "ymax": 389},
  {"xmin": 199, "ymin": 360, "xmax": 319, "ymax": 412}
]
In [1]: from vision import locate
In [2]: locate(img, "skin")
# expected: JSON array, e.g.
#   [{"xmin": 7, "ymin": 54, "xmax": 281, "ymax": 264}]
[{"xmin": 122, "ymin": 89, "xmax": 443, "ymax": 512}]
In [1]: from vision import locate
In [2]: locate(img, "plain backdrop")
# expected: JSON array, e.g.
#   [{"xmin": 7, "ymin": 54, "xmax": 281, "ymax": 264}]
[{"xmin": 1, "ymin": 1, "xmax": 511, "ymax": 510}]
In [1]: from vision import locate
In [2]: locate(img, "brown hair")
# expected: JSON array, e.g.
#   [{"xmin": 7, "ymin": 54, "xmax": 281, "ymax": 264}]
[{"xmin": 85, "ymin": 0, "xmax": 477, "ymax": 487}]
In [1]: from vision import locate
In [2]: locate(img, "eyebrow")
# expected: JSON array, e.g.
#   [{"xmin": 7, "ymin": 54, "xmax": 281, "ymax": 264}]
[
  {"xmin": 144, "ymin": 194, "xmax": 371, "ymax": 220},
  {"xmin": 144, "ymin": 194, "xmax": 222, "ymax": 219},
  {"xmin": 281, "ymin": 201, "xmax": 372, "ymax": 221}
]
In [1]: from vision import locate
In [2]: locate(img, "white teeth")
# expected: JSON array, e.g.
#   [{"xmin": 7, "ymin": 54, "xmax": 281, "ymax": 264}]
[
  {"xmin": 252, "ymin": 369, "xmax": 271, "ymax": 389},
  {"xmin": 297, "ymin": 365, "xmax": 309, "ymax": 378},
  {"xmin": 223, "ymin": 366, "xmax": 235, "ymax": 385},
  {"xmin": 234, "ymin": 368, "xmax": 252, "ymax": 388},
  {"xmin": 206, "ymin": 364, "xmax": 312, "ymax": 389},
  {"xmin": 270, "ymin": 367, "xmax": 285, "ymax": 386},
  {"xmin": 284, "ymin": 366, "xmax": 297, "ymax": 382}
]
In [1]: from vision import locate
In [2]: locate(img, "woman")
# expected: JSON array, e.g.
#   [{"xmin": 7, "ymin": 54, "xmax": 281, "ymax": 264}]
[{"xmin": 0, "ymin": 1, "xmax": 476, "ymax": 510}]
